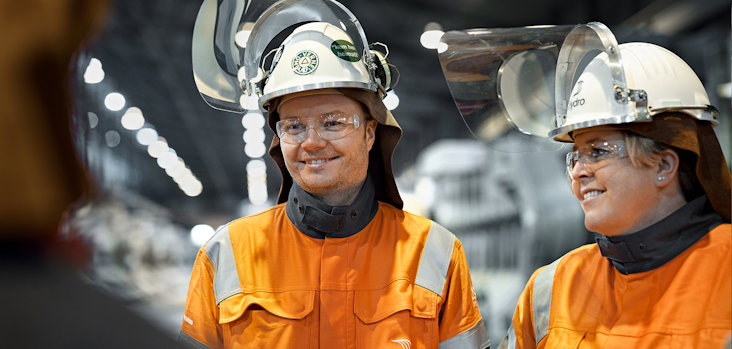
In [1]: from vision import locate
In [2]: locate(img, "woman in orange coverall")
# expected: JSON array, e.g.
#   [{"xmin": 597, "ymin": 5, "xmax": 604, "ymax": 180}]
[{"xmin": 498, "ymin": 33, "xmax": 732, "ymax": 348}]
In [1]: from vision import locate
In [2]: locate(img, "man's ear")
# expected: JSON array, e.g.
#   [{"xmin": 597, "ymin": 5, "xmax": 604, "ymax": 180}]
[
  {"xmin": 365, "ymin": 119, "xmax": 377, "ymax": 151},
  {"xmin": 655, "ymin": 148, "xmax": 680, "ymax": 187}
]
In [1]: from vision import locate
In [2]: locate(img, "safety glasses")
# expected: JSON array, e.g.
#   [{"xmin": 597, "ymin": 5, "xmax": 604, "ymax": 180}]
[
  {"xmin": 566, "ymin": 139, "xmax": 627, "ymax": 175},
  {"xmin": 276, "ymin": 114, "xmax": 361, "ymax": 145}
]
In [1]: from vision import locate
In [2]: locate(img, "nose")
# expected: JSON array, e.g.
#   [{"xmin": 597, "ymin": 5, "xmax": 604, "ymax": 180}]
[
  {"xmin": 299, "ymin": 127, "xmax": 327, "ymax": 151},
  {"xmin": 569, "ymin": 160, "xmax": 592, "ymax": 182}
]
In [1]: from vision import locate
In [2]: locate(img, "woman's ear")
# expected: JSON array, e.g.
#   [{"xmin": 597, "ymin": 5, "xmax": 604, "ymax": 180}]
[{"xmin": 655, "ymin": 148, "xmax": 680, "ymax": 187}]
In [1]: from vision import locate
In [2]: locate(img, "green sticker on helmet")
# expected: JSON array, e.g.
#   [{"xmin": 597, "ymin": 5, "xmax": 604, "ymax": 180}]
[{"xmin": 331, "ymin": 40, "xmax": 360, "ymax": 62}]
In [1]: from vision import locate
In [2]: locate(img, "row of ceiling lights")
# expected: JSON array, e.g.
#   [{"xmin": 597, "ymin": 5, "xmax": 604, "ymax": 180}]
[
  {"xmin": 240, "ymin": 102, "xmax": 269, "ymax": 206},
  {"xmin": 86, "ymin": 57, "xmax": 213, "ymax": 247},
  {"xmin": 239, "ymin": 92, "xmax": 269, "ymax": 206},
  {"xmin": 84, "ymin": 58, "xmax": 204, "ymax": 197}
]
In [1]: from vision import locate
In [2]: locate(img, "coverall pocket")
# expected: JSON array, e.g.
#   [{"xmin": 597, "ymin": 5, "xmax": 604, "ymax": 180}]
[
  {"xmin": 354, "ymin": 279, "xmax": 439, "ymax": 348},
  {"xmin": 218, "ymin": 291, "xmax": 315, "ymax": 349},
  {"xmin": 543, "ymin": 328, "xmax": 586, "ymax": 348}
]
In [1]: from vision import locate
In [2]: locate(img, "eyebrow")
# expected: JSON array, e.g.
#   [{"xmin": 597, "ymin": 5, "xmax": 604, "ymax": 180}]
[
  {"xmin": 573, "ymin": 136, "xmax": 603, "ymax": 150},
  {"xmin": 280, "ymin": 111, "xmax": 349, "ymax": 119}
]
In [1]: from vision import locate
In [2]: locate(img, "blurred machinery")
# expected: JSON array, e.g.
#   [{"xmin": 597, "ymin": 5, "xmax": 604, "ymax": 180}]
[
  {"xmin": 401, "ymin": 135, "xmax": 588, "ymax": 341},
  {"xmin": 65, "ymin": 187, "xmax": 197, "ymax": 333}
]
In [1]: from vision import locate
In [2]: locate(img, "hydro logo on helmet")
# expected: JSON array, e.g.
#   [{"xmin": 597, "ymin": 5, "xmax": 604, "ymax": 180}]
[{"xmin": 550, "ymin": 42, "xmax": 719, "ymax": 142}]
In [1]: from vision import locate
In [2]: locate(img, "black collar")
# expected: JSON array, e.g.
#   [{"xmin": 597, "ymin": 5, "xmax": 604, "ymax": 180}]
[
  {"xmin": 285, "ymin": 176, "xmax": 378, "ymax": 239},
  {"xmin": 596, "ymin": 196, "xmax": 723, "ymax": 275}
]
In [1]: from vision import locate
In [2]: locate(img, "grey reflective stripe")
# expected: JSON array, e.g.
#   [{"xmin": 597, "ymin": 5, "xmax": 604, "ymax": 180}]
[
  {"xmin": 439, "ymin": 319, "xmax": 490, "ymax": 349},
  {"xmin": 204, "ymin": 224, "xmax": 242, "ymax": 305},
  {"xmin": 532, "ymin": 257, "xmax": 562, "ymax": 345},
  {"xmin": 415, "ymin": 221, "xmax": 456, "ymax": 296},
  {"xmin": 179, "ymin": 331, "xmax": 213, "ymax": 349},
  {"xmin": 498, "ymin": 322, "xmax": 516, "ymax": 349}
]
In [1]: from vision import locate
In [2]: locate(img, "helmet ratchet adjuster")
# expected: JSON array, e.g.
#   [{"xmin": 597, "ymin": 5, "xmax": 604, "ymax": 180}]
[{"xmin": 614, "ymin": 85, "xmax": 651, "ymax": 121}]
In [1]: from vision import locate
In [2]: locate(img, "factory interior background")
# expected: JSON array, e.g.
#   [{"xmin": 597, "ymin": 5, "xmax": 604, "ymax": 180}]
[{"xmin": 67, "ymin": 0, "xmax": 730, "ymax": 341}]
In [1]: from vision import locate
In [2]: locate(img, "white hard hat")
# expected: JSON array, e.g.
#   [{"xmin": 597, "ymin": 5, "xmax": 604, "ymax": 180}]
[
  {"xmin": 550, "ymin": 42, "xmax": 718, "ymax": 141},
  {"xmin": 193, "ymin": 0, "xmax": 392, "ymax": 113},
  {"xmin": 260, "ymin": 22, "xmax": 378, "ymax": 108}
]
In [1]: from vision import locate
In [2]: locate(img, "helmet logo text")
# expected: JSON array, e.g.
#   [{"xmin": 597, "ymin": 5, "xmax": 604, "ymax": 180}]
[
  {"xmin": 292, "ymin": 50, "xmax": 319, "ymax": 75},
  {"xmin": 568, "ymin": 98, "xmax": 585, "ymax": 110}
]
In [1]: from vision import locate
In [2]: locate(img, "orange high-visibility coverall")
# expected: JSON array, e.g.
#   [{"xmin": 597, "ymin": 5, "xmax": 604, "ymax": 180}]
[
  {"xmin": 501, "ymin": 223, "xmax": 731, "ymax": 348},
  {"xmin": 180, "ymin": 202, "xmax": 488, "ymax": 348}
]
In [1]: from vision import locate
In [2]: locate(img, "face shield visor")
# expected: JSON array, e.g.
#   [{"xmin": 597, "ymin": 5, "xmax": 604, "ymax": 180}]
[
  {"xmin": 192, "ymin": 0, "xmax": 382, "ymax": 113},
  {"xmin": 550, "ymin": 22, "xmax": 632, "ymax": 139},
  {"xmin": 437, "ymin": 22, "xmax": 624, "ymax": 151}
]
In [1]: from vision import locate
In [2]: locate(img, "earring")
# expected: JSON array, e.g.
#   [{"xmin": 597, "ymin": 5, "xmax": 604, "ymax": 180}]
[{"xmin": 657, "ymin": 175, "xmax": 666, "ymax": 181}]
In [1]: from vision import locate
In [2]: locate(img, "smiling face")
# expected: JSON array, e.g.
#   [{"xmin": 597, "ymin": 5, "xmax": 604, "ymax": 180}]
[
  {"xmin": 278, "ymin": 93, "xmax": 376, "ymax": 205},
  {"xmin": 570, "ymin": 130, "xmax": 667, "ymax": 236}
]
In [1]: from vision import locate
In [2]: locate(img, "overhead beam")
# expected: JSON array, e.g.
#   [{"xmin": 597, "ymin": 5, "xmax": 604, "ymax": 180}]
[{"xmin": 622, "ymin": 0, "xmax": 729, "ymax": 35}]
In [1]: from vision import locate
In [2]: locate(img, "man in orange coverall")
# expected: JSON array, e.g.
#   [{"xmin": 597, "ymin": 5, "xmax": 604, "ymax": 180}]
[{"xmin": 179, "ymin": 0, "xmax": 489, "ymax": 348}]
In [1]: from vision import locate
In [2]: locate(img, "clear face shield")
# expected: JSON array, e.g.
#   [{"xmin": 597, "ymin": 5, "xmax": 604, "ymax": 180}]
[
  {"xmin": 192, "ymin": 0, "xmax": 378, "ymax": 113},
  {"xmin": 437, "ymin": 22, "xmax": 627, "ymax": 150}
]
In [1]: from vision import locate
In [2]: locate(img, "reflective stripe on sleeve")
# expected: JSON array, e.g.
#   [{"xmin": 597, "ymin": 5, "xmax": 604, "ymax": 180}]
[
  {"xmin": 497, "ymin": 322, "xmax": 516, "ymax": 349},
  {"xmin": 179, "ymin": 331, "xmax": 213, "ymax": 349},
  {"xmin": 204, "ymin": 224, "xmax": 242, "ymax": 305},
  {"xmin": 438, "ymin": 319, "xmax": 490, "ymax": 349},
  {"xmin": 532, "ymin": 257, "xmax": 561, "ymax": 345},
  {"xmin": 416, "ymin": 221, "xmax": 456, "ymax": 296}
]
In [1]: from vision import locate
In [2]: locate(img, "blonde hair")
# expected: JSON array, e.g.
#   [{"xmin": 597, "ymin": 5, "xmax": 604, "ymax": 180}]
[
  {"xmin": 624, "ymin": 132, "xmax": 666, "ymax": 167},
  {"xmin": 623, "ymin": 131, "xmax": 703, "ymax": 201}
]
